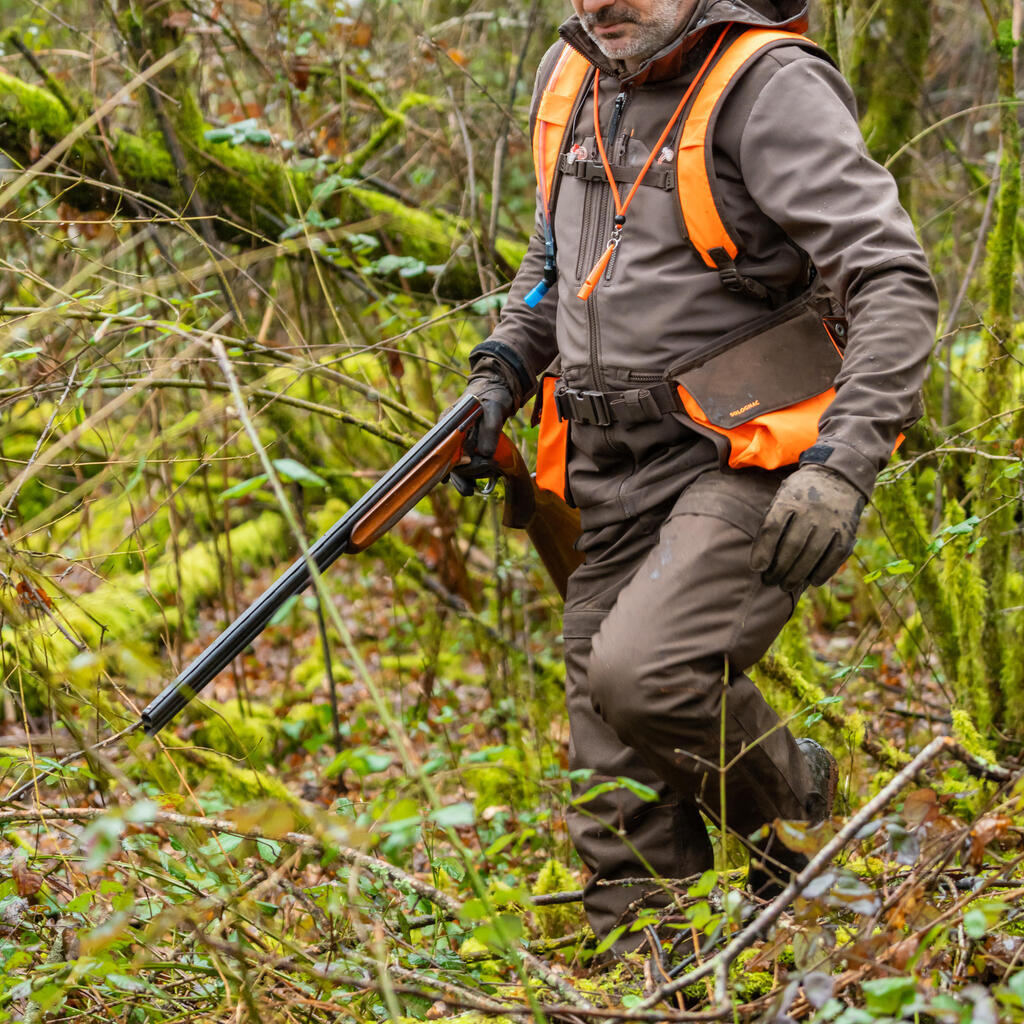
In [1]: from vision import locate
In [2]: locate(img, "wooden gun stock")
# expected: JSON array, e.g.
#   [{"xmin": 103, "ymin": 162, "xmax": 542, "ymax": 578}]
[
  {"xmin": 525, "ymin": 487, "xmax": 583, "ymax": 600},
  {"xmin": 492, "ymin": 435, "xmax": 583, "ymax": 599}
]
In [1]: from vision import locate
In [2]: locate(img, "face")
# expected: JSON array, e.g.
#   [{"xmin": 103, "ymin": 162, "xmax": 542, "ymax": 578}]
[{"xmin": 571, "ymin": 0, "xmax": 699, "ymax": 68}]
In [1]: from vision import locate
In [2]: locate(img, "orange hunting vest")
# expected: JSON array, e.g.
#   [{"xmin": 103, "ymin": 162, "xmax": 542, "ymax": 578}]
[{"xmin": 532, "ymin": 27, "xmax": 838, "ymax": 503}]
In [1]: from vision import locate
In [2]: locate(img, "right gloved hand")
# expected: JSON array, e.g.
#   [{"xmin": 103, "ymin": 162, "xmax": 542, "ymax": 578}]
[
  {"xmin": 464, "ymin": 373, "xmax": 516, "ymax": 459},
  {"xmin": 449, "ymin": 372, "xmax": 516, "ymax": 498}
]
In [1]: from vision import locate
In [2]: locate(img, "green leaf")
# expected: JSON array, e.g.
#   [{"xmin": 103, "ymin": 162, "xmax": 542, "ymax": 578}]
[
  {"xmin": 616, "ymin": 776, "xmax": 660, "ymax": 803},
  {"xmin": 204, "ymin": 127, "xmax": 235, "ymax": 144},
  {"xmin": 687, "ymin": 869, "xmax": 717, "ymax": 899},
  {"xmin": 269, "ymin": 594, "xmax": 300, "ymax": 626},
  {"xmin": 431, "ymin": 802, "xmax": 475, "ymax": 828},
  {"xmin": 312, "ymin": 175, "xmax": 345, "ymax": 203},
  {"xmin": 593, "ymin": 923, "xmax": 629, "ymax": 956},
  {"xmin": 272, "ymin": 458, "xmax": 326, "ymax": 487},
  {"xmin": 1, "ymin": 347, "xmax": 41, "ymax": 361},
  {"xmin": 473, "ymin": 914, "xmax": 523, "ymax": 952},
  {"xmin": 1008, "ymin": 970, "xmax": 1024, "ymax": 1001},
  {"xmin": 964, "ymin": 908, "xmax": 988, "ymax": 939},
  {"xmin": 369, "ymin": 254, "xmax": 429, "ymax": 278},
  {"xmin": 219, "ymin": 474, "xmax": 269, "ymax": 501},
  {"xmin": 862, "ymin": 976, "xmax": 916, "ymax": 1016}
]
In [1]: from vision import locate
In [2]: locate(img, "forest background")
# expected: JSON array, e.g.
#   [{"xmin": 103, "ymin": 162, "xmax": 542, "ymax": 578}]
[{"xmin": 0, "ymin": 0, "xmax": 1023, "ymax": 1022}]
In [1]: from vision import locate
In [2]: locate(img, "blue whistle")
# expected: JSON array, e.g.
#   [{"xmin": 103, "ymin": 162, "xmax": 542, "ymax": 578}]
[{"xmin": 524, "ymin": 281, "xmax": 550, "ymax": 308}]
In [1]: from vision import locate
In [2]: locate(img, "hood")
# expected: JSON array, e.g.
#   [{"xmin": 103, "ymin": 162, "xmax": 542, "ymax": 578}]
[{"xmin": 560, "ymin": 0, "xmax": 809, "ymax": 84}]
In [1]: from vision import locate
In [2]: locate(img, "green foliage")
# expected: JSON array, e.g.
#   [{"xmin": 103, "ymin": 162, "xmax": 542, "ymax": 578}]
[{"xmin": 1, "ymin": 2, "xmax": 1023, "ymax": 1022}]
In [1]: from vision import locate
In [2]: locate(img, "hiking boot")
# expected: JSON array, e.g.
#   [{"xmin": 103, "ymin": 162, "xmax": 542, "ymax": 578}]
[
  {"xmin": 797, "ymin": 737, "xmax": 839, "ymax": 825},
  {"xmin": 747, "ymin": 738, "xmax": 838, "ymax": 900}
]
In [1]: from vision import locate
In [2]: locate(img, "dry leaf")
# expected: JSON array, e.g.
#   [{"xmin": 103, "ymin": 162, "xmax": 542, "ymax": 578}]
[
  {"xmin": 903, "ymin": 787, "xmax": 938, "ymax": 827},
  {"xmin": 164, "ymin": 11, "xmax": 192, "ymax": 29},
  {"xmin": 969, "ymin": 815, "xmax": 1012, "ymax": 868},
  {"xmin": 12, "ymin": 851, "xmax": 44, "ymax": 898},
  {"xmin": 426, "ymin": 1001, "xmax": 448, "ymax": 1020}
]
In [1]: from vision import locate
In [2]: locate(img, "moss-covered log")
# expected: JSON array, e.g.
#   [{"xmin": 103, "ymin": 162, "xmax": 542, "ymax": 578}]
[{"xmin": 0, "ymin": 69, "xmax": 525, "ymax": 301}]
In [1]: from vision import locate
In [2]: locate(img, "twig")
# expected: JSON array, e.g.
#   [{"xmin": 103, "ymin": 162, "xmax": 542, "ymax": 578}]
[
  {"xmin": 0, "ymin": 805, "xmax": 461, "ymax": 916},
  {"xmin": 638, "ymin": 736, "xmax": 959, "ymax": 1010},
  {"xmin": 3, "ymin": 724, "xmax": 142, "ymax": 805},
  {"xmin": 19, "ymin": 376, "xmax": 410, "ymax": 447},
  {"xmin": 0, "ymin": 364, "xmax": 77, "ymax": 532}
]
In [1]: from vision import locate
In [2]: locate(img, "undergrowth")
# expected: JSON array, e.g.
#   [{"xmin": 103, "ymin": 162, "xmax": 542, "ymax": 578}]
[{"xmin": 0, "ymin": 1, "xmax": 1023, "ymax": 1022}]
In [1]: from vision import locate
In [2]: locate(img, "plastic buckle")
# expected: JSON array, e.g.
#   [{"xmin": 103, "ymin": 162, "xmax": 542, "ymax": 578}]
[{"xmin": 554, "ymin": 384, "xmax": 613, "ymax": 427}]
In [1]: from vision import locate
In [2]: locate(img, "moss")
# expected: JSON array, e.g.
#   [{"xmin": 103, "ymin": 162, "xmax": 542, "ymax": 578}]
[
  {"xmin": 0, "ymin": 69, "xmax": 73, "ymax": 140},
  {"xmin": 951, "ymin": 709, "xmax": 998, "ymax": 765},
  {"xmin": 531, "ymin": 860, "xmax": 582, "ymax": 939},
  {"xmin": 111, "ymin": 132, "xmax": 176, "ymax": 185},
  {"xmin": 158, "ymin": 742, "xmax": 300, "ymax": 808},
  {"xmin": 873, "ymin": 472, "xmax": 959, "ymax": 686},
  {"xmin": 192, "ymin": 700, "xmax": 281, "ymax": 768},
  {"xmin": 465, "ymin": 745, "xmax": 541, "ymax": 812},
  {"xmin": 1000, "ymin": 573, "xmax": 1024, "ymax": 728}
]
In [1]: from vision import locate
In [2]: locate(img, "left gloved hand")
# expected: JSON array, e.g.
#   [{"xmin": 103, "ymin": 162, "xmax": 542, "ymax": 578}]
[{"xmin": 750, "ymin": 464, "xmax": 867, "ymax": 592}]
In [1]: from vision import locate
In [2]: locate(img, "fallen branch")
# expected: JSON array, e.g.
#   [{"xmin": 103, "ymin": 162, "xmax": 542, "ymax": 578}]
[{"xmin": 638, "ymin": 736, "xmax": 965, "ymax": 1010}]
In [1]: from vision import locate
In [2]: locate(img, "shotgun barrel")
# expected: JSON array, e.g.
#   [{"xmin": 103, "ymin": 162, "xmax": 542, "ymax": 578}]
[{"xmin": 140, "ymin": 393, "xmax": 485, "ymax": 736}]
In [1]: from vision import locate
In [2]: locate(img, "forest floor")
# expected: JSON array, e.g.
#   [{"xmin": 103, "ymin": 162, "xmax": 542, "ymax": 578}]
[{"xmin": 3, "ymin": 507, "xmax": 1024, "ymax": 1024}]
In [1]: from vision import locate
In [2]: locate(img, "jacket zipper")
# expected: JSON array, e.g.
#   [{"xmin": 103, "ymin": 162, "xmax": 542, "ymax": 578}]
[
  {"xmin": 589, "ymin": 87, "xmax": 629, "ymax": 390},
  {"xmin": 576, "ymin": 181, "xmax": 597, "ymax": 283}
]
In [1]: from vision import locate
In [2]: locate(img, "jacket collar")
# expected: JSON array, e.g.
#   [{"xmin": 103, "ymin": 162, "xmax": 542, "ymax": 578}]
[{"xmin": 559, "ymin": 0, "xmax": 809, "ymax": 84}]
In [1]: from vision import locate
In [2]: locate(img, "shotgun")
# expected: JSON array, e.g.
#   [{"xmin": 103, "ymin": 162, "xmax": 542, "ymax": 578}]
[{"xmin": 140, "ymin": 392, "xmax": 582, "ymax": 737}]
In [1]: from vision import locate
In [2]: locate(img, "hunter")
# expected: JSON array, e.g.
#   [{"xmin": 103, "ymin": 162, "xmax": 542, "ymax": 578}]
[{"xmin": 460, "ymin": 0, "xmax": 938, "ymax": 953}]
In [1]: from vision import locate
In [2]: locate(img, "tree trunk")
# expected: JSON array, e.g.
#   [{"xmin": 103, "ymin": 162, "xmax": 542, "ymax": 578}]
[{"xmin": 0, "ymin": 69, "xmax": 524, "ymax": 302}]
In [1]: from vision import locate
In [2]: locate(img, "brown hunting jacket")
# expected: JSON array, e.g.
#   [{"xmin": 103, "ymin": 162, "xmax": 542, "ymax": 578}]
[{"xmin": 475, "ymin": 0, "xmax": 938, "ymax": 529}]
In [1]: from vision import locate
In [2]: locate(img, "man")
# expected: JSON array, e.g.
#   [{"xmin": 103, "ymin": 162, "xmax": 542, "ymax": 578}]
[{"xmin": 461, "ymin": 0, "xmax": 937, "ymax": 953}]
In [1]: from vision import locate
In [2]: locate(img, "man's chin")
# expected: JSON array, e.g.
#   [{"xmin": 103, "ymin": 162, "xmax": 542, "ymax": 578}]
[{"xmin": 591, "ymin": 32, "xmax": 639, "ymax": 59}]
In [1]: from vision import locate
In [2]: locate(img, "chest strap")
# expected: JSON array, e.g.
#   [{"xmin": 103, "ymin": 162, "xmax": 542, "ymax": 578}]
[{"xmin": 553, "ymin": 380, "xmax": 682, "ymax": 427}]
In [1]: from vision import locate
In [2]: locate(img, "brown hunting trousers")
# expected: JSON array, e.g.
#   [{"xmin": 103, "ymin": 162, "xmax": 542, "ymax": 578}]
[{"xmin": 563, "ymin": 468, "xmax": 817, "ymax": 948}]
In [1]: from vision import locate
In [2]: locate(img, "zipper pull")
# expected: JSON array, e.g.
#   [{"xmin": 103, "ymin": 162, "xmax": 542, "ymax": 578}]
[
  {"xmin": 578, "ymin": 217, "xmax": 624, "ymax": 302},
  {"xmin": 607, "ymin": 92, "xmax": 627, "ymax": 148}
]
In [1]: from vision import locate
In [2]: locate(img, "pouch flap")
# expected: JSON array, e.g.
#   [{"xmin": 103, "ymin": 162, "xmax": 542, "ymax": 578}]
[
  {"xmin": 537, "ymin": 90, "xmax": 575, "ymax": 127},
  {"xmin": 671, "ymin": 302, "xmax": 841, "ymax": 429}
]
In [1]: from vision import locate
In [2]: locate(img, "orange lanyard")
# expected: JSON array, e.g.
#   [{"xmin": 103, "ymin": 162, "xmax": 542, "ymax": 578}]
[{"xmin": 577, "ymin": 28, "xmax": 729, "ymax": 301}]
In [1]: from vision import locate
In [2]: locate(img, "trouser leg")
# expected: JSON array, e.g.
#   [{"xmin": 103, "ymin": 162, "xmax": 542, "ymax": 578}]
[
  {"xmin": 565, "ymin": 635, "xmax": 713, "ymax": 948},
  {"xmin": 586, "ymin": 470, "xmax": 815, "ymax": 845},
  {"xmin": 564, "ymin": 508, "xmax": 713, "ymax": 949}
]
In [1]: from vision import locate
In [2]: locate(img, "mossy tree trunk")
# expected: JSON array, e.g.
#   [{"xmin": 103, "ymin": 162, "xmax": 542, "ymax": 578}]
[
  {"xmin": 814, "ymin": 1, "xmax": 933, "ymax": 209},
  {"xmin": 0, "ymin": 47, "xmax": 524, "ymax": 302},
  {"xmin": 974, "ymin": 0, "xmax": 1023, "ymax": 727}
]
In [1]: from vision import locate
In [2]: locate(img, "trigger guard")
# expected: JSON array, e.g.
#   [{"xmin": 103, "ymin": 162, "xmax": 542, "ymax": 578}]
[{"xmin": 477, "ymin": 476, "xmax": 498, "ymax": 496}]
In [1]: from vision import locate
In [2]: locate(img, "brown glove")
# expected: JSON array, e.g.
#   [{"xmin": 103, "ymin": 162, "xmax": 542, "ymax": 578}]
[{"xmin": 750, "ymin": 465, "xmax": 867, "ymax": 592}]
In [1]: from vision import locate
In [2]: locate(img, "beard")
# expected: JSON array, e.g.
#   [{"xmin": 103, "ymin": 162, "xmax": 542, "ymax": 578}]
[{"xmin": 579, "ymin": 1, "xmax": 689, "ymax": 64}]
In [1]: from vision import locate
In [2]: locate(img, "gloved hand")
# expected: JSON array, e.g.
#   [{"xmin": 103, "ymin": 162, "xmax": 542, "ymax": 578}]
[
  {"xmin": 750, "ymin": 464, "xmax": 867, "ymax": 592},
  {"xmin": 449, "ymin": 372, "xmax": 517, "ymax": 497},
  {"xmin": 463, "ymin": 372, "xmax": 516, "ymax": 458}
]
